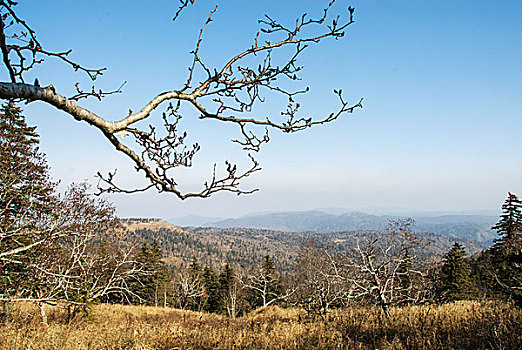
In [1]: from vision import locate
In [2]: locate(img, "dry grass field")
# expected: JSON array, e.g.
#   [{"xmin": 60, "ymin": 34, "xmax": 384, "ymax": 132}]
[{"xmin": 1, "ymin": 301, "xmax": 520, "ymax": 350}]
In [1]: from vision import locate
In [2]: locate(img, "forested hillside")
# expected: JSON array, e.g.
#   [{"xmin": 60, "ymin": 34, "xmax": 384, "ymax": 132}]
[{"xmin": 122, "ymin": 219, "xmax": 487, "ymax": 274}]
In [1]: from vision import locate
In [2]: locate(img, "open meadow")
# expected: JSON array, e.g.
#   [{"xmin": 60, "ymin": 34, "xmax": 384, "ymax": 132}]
[{"xmin": 1, "ymin": 301, "xmax": 520, "ymax": 350}]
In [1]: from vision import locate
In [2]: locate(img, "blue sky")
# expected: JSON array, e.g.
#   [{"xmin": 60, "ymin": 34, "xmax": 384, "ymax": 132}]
[{"xmin": 8, "ymin": 0, "xmax": 522, "ymax": 218}]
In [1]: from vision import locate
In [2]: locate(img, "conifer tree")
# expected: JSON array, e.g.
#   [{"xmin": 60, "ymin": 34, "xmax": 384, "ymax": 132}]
[
  {"xmin": 244, "ymin": 255, "xmax": 283, "ymax": 309},
  {"xmin": 438, "ymin": 242, "xmax": 477, "ymax": 302},
  {"xmin": 218, "ymin": 263, "xmax": 242, "ymax": 317},
  {"xmin": 150, "ymin": 240, "xmax": 171, "ymax": 306},
  {"xmin": 0, "ymin": 102, "xmax": 56, "ymax": 304},
  {"xmin": 491, "ymin": 192, "xmax": 522, "ymax": 305},
  {"xmin": 0, "ymin": 102, "xmax": 55, "ymax": 224},
  {"xmin": 189, "ymin": 256, "xmax": 202, "ymax": 276},
  {"xmin": 173, "ymin": 256, "xmax": 206, "ymax": 311},
  {"xmin": 472, "ymin": 249, "xmax": 499, "ymax": 300},
  {"xmin": 1, "ymin": 103, "xmax": 140, "ymax": 320},
  {"xmin": 132, "ymin": 240, "xmax": 170, "ymax": 305},
  {"xmin": 218, "ymin": 264, "xmax": 234, "ymax": 300},
  {"xmin": 202, "ymin": 266, "xmax": 221, "ymax": 313}
]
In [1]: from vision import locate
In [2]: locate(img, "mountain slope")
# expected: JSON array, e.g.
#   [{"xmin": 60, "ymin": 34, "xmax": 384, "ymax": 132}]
[
  {"xmin": 120, "ymin": 219, "xmax": 488, "ymax": 274},
  {"xmin": 208, "ymin": 211, "xmax": 390, "ymax": 232},
  {"xmin": 206, "ymin": 211, "xmax": 498, "ymax": 243}
]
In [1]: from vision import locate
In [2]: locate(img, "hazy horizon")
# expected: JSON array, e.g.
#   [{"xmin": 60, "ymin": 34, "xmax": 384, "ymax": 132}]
[
  {"xmin": 162, "ymin": 207, "xmax": 501, "ymax": 224},
  {"xmin": 11, "ymin": 0, "xmax": 521, "ymax": 219}
]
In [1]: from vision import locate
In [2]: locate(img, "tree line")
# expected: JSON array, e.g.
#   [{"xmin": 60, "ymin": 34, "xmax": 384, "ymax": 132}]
[
  {"xmin": 127, "ymin": 201, "xmax": 521, "ymax": 319},
  {"xmin": 1, "ymin": 103, "xmax": 520, "ymax": 322}
]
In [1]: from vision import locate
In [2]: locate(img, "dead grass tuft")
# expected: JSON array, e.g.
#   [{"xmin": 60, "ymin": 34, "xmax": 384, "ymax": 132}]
[{"xmin": 0, "ymin": 301, "xmax": 520, "ymax": 349}]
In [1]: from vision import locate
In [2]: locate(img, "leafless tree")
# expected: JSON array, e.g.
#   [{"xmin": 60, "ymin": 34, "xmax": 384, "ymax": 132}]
[
  {"xmin": 1, "ymin": 183, "xmax": 144, "ymax": 322},
  {"xmin": 0, "ymin": 0, "xmax": 362, "ymax": 199},
  {"xmin": 241, "ymin": 255, "xmax": 294, "ymax": 308},
  {"xmin": 222, "ymin": 276, "xmax": 242, "ymax": 318},
  {"xmin": 344, "ymin": 219, "xmax": 429, "ymax": 315},
  {"xmin": 174, "ymin": 268, "xmax": 206, "ymax": 311},
  {"xmin": 291, "ymin": 239, "xmax": 355, "ymax": 318}
]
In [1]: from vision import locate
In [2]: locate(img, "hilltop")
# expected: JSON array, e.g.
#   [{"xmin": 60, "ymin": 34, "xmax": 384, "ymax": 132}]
[
  {"xmin": 121, "ymin": 218, "xmax": 184, "ymax": 233},
  {"xmin": 121, "ymin": 218, "xmax": 488, "ymax": 273}
]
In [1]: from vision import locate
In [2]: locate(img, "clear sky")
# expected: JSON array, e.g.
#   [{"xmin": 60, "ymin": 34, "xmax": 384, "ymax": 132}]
[{"xmin": 7, "ymin": 0, "xmax": 522, "ymax": 219}]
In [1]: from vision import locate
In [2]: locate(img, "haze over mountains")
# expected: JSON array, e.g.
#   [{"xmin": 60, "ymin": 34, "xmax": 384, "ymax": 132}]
[
  {"xmin": 122, "ymin": 219, "xmax": 488, "ymax": 274},
  {"xmin": 168, "ymin": 210, "xmax": 499, "ymax": 244}
]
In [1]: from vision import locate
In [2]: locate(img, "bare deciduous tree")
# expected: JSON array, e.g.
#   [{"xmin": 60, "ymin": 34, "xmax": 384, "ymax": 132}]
[
  {"xmin": 0, "ymin": 0, "xmax": 362, "ymax": 199},
  {"xmin": 222, "ymin": 276, "xmax": 242, "ymax": 318},
  {"xmin": 291, "ymin": 239, "xmax": 354, "ymax": 318},
  {"xmin": 345, "ymin": 219, "xmax": 429, "ymax": 315},
  {"xmin": 241, "ymin": 255, "xmax": 293, "ymax": 308},
  {"xmin": 1, "ymin": 182, "xmax": 144, "ymax": 322},
  {"xmin": 174, "ymin": 268, "xmax": 206, "ymax": 311}
]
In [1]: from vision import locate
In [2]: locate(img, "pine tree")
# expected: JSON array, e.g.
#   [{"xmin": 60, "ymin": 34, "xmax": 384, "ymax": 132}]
[
  {"xmin": 218, "ymin": 264, "xmax": 234, "ymax": 298},
  {"xmin": 0, "ymin": 102, "xmax": 55, "ymax": 223},
  {"xmin": 218, "ymin": 264, "xmax": 234, "ymax": 313},
  {"xmin": 0, "ymin": 102, "xmax": 57, "ymax": 301},
  {"xmin": 491, "ymin": 192, "xmax": 522, "ymax": 305},
  {"xmin": 132, "ymin": 240, "xmax": 170, "ymax": 305},
  {"xmin": 202, "ymin": 266, "xmax": 221, "ymax": 313},
  {"xmin": 189, "ymin": 256, "xmax": 201, "ymax": 275},
  {"xmin": 438, "ymin": 242, "xmax": 477, "ymax": 302},
  {"xmin": 150, "ymin": 240, "xmax": 170, "ymax": 306},
  {"xmin": 1, "ymin": 103, "xmax": 137, "ymax": 319},
  {"xmin": 492, "ymin": 193, "xmax": 522, "ymax": 253},
  {"xmin": 472, "ymin": 249, "xmax": 499, "ymax": 300},
  {"xmin": 262, "ymin": 255, "xmax": 283, "ymax": 305}
]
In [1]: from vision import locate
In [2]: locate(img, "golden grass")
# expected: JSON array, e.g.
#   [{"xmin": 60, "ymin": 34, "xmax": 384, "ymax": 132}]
[
  {"xmin": 1, "ymin": 301, "xmax": 520, "ymax": 350},
  {"xmin": 122, "ymin": 220, "xmax": 184, "ymax": 234}
]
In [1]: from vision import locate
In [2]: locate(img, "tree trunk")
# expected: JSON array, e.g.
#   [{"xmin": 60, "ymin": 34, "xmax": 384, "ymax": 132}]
[
  {"xmin": 38, "ymin": 302, "xmax": 48, "ymax": 324},
  {"xmin": 163, "ymin": 287, "xmax": 167, "ymax": 308},
  {"xmin": 66, "ymin": 304, "xmax": 71, "ymax": 322},
  {"xmin": 1, "ymin": 301, "xmax": 11, "ymax": 323}
]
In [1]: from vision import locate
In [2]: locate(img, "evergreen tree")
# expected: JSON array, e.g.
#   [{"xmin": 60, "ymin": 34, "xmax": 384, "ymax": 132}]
[
  {"xmin": 491, "ymin": 192, "xmax": 522, "ymax": 305},
  {"xmin": 471, "ymin": 249, "xmax": 499, "ymax": 300},
  {"xmin": 492, "ymin": 193, "xmax": 522, "ymax": 247},
  {"xmin": 189, "ymin": 256, "xmax": 202, "ymax": 276},
  {"xmin": 175, "ymin": 256, "xmax": 205, "ymax": 311},
  {"xmin": 188, "ymin": 257, "xmax": 205, "ymax": 310},
  {"xmin": 218, "ymin": 264, "xmax": 234, "ymax": 313},
  {"xmin": 150, "ymin": 240, "xmax": 171, "ymax": 306},
  {"xmin": 0, "ymin": 102, "xmax": 56, "ymax": 301},
  {"xmin": 245, "ymin": 255, "xmax": 282, "ymax": 309},
  {"xmin": 202, "ymin": 266, "xmax": 221, "ymax": 313},
  {"xmin": 1, "ymin": 103, "xmax": 138, "ymax": 319},
  {"xmin": 438, "ymin": 242, "xmax": 476, "ymax": 302},
  {"xmin": 0, "ymin": 102, "xmax": 55, "ymax": 224},
  {"xmin": 132, "ymin": 240, "xmax": 170, "ymax": 306},
  {"xmin": 218, "ymin": 264, "xmax": 234, "ymax": 298},
  {"xmin": 218, "ymin": 263, "xmax": 243, "ymax": 317}
]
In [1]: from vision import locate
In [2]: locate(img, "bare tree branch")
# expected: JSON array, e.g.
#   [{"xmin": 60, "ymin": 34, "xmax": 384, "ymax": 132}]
[
  {"xmin": 173, "ymin": 0, "xmax": 196, "ymax": 22},
  {"xmin": 0, "ymin": 0, "xmax": 362, "ymax": 199}
]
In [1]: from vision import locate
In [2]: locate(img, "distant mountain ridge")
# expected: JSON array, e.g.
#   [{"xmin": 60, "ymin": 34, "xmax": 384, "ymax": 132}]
[
  {"xmin": 200, "ymin": 210, "xmax": 498, "ymax": 243},
  {"xmin": 121, "ymin": 219, "xmax": 489, "ymax": 274},
  {"xmin": 207, "ymin": 211, "xmax": 387, "ymax": 231}
]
